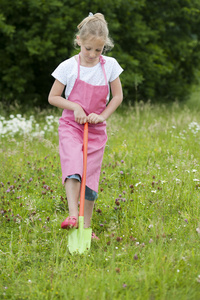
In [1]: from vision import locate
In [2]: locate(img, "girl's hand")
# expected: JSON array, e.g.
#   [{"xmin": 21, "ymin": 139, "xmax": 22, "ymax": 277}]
[
  {"xmin": 87, "ymin": 113, "xmax": 105, "ymax": 124},
  {"xmin": 74, "ymin": 105, "xmax": 87, "ymax": 124}
]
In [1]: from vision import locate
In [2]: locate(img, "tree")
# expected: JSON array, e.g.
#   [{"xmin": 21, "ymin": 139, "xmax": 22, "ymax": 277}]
[{"xmin": 1, "ymin": 0, "xmax": 200, "ymax": 106}]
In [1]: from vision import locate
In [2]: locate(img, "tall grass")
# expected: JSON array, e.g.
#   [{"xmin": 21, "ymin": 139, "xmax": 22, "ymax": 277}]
[{"xmin": 1, "ymin": 100, "xmax": 200, "ymax": 299}]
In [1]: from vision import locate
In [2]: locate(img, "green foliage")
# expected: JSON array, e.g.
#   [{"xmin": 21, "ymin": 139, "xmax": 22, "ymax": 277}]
[
  {"xmin": 1, "ymin": 103, "xmax": 200, "ymax": 298},
  {"xmin": 1, "ymin": 0, "xmax": 200, "ymax": 105}
]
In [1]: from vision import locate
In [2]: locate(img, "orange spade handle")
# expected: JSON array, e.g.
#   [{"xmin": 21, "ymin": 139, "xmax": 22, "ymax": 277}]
[{"xmin": 79, "ymin": 122, "xmax": 88, "ymax": 217}]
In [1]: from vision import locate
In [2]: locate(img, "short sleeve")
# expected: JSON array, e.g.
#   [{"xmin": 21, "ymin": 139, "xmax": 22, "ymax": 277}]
[
  {"xmin": 51, "ymin": 61, "xmax": 68, "ymax": 85},
  {"xmin": 106, "ymin": 57, "xmax": 123, "ymax": 83}
]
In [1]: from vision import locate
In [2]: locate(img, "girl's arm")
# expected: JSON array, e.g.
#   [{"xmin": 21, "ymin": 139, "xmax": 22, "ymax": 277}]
[
  {"xmin": 87, "ymin": 77, "xmax": 123, "ymax": 124},
  {"xmin": 48, "ymin": 79, "xmax": 87, "ymax": 124}
]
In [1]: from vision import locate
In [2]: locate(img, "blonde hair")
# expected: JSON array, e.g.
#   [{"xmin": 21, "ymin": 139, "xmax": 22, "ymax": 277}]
[{"xmin": 74, "ymin": 13, "xmax": 114, "ymax": 52}]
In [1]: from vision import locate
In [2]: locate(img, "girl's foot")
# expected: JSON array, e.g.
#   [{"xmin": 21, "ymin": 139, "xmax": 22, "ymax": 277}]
[
  {"xmin": 91, "ymin": 232, "xmax": 100, "ymax": 240},
  {"xmin": 61, "ymin": 216, "xmax": 78, "ymax": 229}
]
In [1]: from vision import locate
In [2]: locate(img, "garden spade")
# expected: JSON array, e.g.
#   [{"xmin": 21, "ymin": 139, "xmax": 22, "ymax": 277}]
[{"xmin": 68, "ymin": 122, "xmax": 92, "ymax": 254}]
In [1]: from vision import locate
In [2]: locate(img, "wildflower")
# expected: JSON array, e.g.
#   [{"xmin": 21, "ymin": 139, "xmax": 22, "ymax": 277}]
[
  {"xmin": 134, "ymin": 254, "xmax": 138, "ymax": 260},
  {"xmin": 196, "ymin": 228, "xmax": 200, "ymax": 234},
  {"xmin": 149, "ymin": 224, "xmax": 153, "ymax": 228},
  {"xmin": 161, "ymin": 180, "xmax": 167, "ymax": 184},
  {"xmin": 123, "ymin": 284, "xmax": 127, "ymax": 288},
  {"xmin": 149, "ymin": 239, "xmax": 153, "ymax": 243},
  {"xmin": 176, "ymin": 178, "xmax": 181, "ymax": 184},
  {"xmin": 184, "ymin": 219, "xmax": 188, "ymax": 223},
  {"xmin": 115, "ymin": 268, "xmax": 120, "ymax": 273}
]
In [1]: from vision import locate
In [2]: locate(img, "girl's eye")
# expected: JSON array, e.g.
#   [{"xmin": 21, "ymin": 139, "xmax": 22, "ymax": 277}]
[{"xmin": 85, "ymin": 48, "xmax": 91, "ymax": 51}]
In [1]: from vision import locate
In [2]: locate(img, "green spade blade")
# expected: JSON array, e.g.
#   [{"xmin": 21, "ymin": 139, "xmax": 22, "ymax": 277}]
[{"xmin": 68, "ymin": 216, "xmax": 92, "ymax": 254}]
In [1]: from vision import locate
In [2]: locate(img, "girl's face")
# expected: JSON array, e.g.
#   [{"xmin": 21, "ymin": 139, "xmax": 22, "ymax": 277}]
[{"xmin": 78, "ymin": 36, "xmax": 105, "ymax": 66}]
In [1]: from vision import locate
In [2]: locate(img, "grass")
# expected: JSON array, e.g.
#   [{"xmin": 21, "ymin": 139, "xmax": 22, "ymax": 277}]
[{"xmin": 1, "ymin": 100, "xmax": 200, "ymax": 299}]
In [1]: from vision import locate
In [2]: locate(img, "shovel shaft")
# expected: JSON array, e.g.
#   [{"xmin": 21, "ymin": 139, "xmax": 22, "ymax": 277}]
[{"xmin": 79, "ymin": 122, "xmax": 88, "ymax": 217}]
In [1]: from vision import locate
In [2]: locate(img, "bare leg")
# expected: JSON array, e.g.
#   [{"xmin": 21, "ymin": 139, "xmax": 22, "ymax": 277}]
[
  {"xmin": 65, "ymin": 178, "xmax": 80, "ymax": 219},
  {"xmin": 84, "ymin": 200, "xmax": 95, "ymax": 228}
]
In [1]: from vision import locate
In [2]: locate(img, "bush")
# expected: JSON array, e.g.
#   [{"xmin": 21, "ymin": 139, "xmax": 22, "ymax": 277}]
[{"xmin": 1, "ymin": 0, "xmax": 200, "ymax": 106}]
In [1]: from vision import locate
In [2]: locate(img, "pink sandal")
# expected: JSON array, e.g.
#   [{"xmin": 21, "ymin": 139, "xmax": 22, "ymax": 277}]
[
  {"xmin": 91, "ymin": 232, "xmax": 100, "ymax": 240},
  {"xmin": 61, "ymin": 216, "xmax": 78, "ymax": 229}
]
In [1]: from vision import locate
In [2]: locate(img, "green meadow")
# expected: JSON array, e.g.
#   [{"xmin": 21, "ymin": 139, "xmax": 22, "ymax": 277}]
[{"xmin": 1, "ymin": 99, "xmax": 200, "ymax": 299}]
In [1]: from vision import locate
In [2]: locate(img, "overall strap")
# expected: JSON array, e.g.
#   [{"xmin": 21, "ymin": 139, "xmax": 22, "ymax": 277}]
[
  {"xmin": 77, "ymin": 53, "xmax": 81, "ymax": 79},
  {"xmin": 100, "ymin": 56, "xmax": 108, "ymax": 85}
]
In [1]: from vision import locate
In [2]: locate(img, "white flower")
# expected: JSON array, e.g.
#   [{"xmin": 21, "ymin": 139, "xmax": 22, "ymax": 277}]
[
  {"xmin": 149, "ymin": 224, "xmax": 153, "ymax": 228},
  {"xmin": 192, "ymin": 169, "xmax": 197, "ymax": 173},
  {"xmin": 176, "ymin": 178, "xmax": 181, "ymax": 183},
  {"xmin": 135, "ymin": 182, "xmax": 141, "ymax": 187},
  {"xmin": 193, "ymin": 179, "xmax": 200, "ymax": 182},
  {"xmin": 196, "ymin": 228, "xmax": 200, "ymax": 234}
]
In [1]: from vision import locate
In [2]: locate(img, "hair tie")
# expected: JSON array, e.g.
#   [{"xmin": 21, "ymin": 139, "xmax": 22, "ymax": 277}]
[{"xmin": 88, "ymin": 12, "xmax": 93, "ymax": 17}]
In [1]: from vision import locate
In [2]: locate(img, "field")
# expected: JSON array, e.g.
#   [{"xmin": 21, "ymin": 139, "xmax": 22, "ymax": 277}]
[{"xmin": 1, "ymin": 100, "xmax": 200, "ymax": 299}]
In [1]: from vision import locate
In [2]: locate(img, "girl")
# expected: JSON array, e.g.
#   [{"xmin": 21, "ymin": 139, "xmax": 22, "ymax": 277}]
[{"xmin": 48, "ymin": 12, "xmax": 123, "ymax": 240}]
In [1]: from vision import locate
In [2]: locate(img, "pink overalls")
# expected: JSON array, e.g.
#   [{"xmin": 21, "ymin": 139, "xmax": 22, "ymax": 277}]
[{"xmin": 58, "ymin": 54, "xmax": 109, "ymax": 193}]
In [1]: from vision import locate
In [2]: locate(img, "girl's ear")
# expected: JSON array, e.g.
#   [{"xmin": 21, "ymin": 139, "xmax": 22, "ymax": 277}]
[{"xmin": 76, "ymin": 35, "xmax": 81, "ymax": 46}]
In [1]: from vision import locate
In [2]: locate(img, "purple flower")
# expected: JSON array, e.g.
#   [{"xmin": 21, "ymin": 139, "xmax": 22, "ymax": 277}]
[
  {"xmin": 100, "ymin": 224, "xmax": 104, "ymax": 227},
  {"xmin": 120, "ymin": 171, "xmax": 124, "ymax": 174},
  {"xmin": 6, "ymin": 189, "xmax": 10, "ymax": 193},
  {"xmin": 184, "ymin": 219, "xmax": 188, "ymax": 223},
  {"xmin": 123, "ymin": 284, "xmax": 127, "ymax": 288},
  {"xmin": 121, "ymin": 160, "xmax": 124, "ymax": 163}
]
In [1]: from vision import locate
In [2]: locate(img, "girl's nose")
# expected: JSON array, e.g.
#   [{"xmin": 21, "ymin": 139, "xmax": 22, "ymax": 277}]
[{"xmin": 90, "ymin": 52, "xmax": 96, "ymax": 58}]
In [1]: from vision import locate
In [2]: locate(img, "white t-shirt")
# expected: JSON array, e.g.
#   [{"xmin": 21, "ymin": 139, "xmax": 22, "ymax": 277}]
[{"xmin": 51, "ymin": 55, "xmax": 123, "ymax": 102}]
